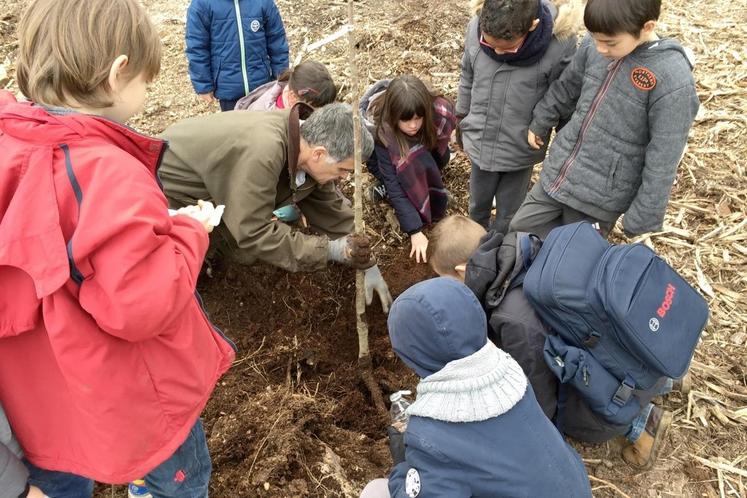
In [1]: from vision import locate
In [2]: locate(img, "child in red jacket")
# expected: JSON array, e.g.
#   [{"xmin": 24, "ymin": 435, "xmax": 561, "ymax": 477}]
[{"xmin": 0, "ymin": 0, "xmax": 235, "ymax": 496}]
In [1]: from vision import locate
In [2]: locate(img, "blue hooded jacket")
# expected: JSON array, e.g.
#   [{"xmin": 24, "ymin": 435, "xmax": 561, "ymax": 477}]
[
  {"xmin": 387, "ymin": 278, "xmax": 591, "ymax": 498},
  {"xmin": 186, "ymin": 0, "xmax": 289, "ymax": 100}
]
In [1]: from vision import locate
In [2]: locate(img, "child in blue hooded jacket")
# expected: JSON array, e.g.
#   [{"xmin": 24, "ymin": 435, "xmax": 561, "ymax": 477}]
[
  {"xmin": 360, "ymin": 277, "xmax": 592, "ymax": 498},
  {"xmin": 186, "ymin": 0, "xmax": 289, "ymax": 111}
]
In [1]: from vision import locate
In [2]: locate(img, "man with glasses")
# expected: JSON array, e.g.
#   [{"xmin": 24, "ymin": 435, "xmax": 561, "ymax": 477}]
[{"xmin": 158, "ymin": 103, "xmax": 393, "ymax": 313}]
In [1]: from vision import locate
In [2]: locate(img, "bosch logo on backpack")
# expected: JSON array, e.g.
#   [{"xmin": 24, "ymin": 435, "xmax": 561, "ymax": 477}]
[
  {"xmin": 657, "ymin": 283, "xmax": 676, "ymax": 318},
  {"xmin": 649, "ymin": 317, "xmax": 660, "ymax": 332}
]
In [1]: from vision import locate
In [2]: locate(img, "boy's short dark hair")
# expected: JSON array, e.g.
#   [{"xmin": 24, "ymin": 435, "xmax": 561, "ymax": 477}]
[
  {"xmin": 480, "ymin": 0, "xmax": 540, "ymax": 41},
  {"xmin": 584, "ymin": 0, "xmax": 661, "ymax": 36}
]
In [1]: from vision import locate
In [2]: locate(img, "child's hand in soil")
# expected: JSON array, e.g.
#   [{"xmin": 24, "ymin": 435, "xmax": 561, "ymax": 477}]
[{"xmin": 409, "ymin": 231, "xmax": 428, "ymax": 263}]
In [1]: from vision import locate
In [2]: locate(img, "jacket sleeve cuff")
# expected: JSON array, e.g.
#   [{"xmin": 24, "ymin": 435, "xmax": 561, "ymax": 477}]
[
  {"xmin": 529, "ymin": 121, "xmax": 551, "ymax": 138},
  {"xmin": 191, "ymin": 81, "xmax": 214, "ymax": 95}
]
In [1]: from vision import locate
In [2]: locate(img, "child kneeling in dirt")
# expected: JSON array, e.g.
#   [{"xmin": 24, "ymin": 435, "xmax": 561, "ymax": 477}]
[
  {"xmin": 360, "ymin": 75, "xmax": 457, "ymax": 264},
  {"xmin": 234, "ymin": 60, "xmax": 338, "ymax": 111},
  {"xmin": 360, "ymin": 278, "xmax": 592, "ymax": 498},
  {"xmin": 427, "ymin": 215, "xmax": 681, "ymax": 468},
  {"xmin": 0, "ymin": 0, "xmax": 235, "ymax": 496}
]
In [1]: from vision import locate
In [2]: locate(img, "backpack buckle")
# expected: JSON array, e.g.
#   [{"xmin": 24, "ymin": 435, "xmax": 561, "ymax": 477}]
[{"xmin": 612, "ymin": 376, "xmax": 635, "ymax": 407}]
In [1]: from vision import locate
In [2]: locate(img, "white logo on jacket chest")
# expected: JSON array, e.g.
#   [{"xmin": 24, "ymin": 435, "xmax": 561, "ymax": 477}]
[
  {"xmin": 406, "ymin": 468, "xmax": 421, "ymax": 497},
  {"xmin": 250, "ymin": 19, "xmax": 261, "ymax": 32}
]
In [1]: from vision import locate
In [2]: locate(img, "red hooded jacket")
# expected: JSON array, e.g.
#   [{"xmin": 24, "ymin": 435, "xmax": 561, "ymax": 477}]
[{"xmin": 0, "ymin": 92, "xmax": 235, "ymax": 483}]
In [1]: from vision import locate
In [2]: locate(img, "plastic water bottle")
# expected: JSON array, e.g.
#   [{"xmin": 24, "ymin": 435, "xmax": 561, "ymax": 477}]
[{"xmin": 389, "ymin": 390, "xmax": 412, "ymax": 432}]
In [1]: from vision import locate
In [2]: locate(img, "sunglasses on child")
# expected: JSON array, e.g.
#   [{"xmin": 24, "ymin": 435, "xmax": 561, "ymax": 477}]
[{"xmin": 479, "ymin": 32, "xmax": 527, "ymax": 55}]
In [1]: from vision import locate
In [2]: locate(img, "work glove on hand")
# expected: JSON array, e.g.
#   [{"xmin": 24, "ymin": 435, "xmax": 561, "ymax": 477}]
[
  {"xmin": 387, "ymin": 425, "xmax": 406, "ymax": 465},
  {"xmin": 327, "ymin": 234, "xmax": 375, "ymax": 269},
  {"xmin": 365, "ymin": 265, "xmax": 393, "ymax": 313}
]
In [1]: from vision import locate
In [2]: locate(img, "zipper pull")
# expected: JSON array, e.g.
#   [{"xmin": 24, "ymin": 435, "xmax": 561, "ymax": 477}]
[{"xmin": 583, "ymin": 365, "xmax": 589, "ymax": 386}]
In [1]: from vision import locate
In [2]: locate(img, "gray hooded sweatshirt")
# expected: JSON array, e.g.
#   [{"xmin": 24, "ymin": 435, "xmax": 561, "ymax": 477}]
[
  {"xmin": 456, "ymin": 1, "xmax": 579, "ymax": 172},
  {"xmin": 530, "ymin": 35, "xmax": 700, "ymax": 235}
]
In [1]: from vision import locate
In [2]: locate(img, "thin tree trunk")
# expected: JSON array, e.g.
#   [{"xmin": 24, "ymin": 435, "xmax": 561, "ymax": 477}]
[{"xmin": 347, "ymin": 0, "xmax": 387, "ymax": 422}]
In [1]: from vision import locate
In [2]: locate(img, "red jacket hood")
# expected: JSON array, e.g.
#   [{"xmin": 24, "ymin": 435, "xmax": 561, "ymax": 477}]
[
  {"xmin": 0, "ymin": 91, "xmax": 166, "ymax": 303},
  {"xmin": 0, "ymin": 91, "xmax": 165, "ymax": 173}
]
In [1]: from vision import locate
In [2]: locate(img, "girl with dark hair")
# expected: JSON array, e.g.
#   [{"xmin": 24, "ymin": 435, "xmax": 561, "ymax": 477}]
[
  {"xmin": 235, "ymin": 60, "xmax": 337, "ymax": 111},
  {"xmin": 360, "ymin": 75, "xmax": 457, "ymax": 263}
]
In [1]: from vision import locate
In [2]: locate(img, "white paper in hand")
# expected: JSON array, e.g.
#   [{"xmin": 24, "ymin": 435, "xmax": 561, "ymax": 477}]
[{"xmin": 209, "ymin": 204, "xmax": 225, "ymax": 226}]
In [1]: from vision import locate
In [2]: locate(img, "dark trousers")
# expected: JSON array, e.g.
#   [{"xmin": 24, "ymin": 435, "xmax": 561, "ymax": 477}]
[
  {"xmin": 468, "ymin": 162, "xmax": 533, "ymax": 234},
  {"xmin": 508, "ymin": 182, "xmax": 619, "ymax": 238},
  {"xmin": 219, "ymin": 99, "xmax": 239, "ymax": 112}
]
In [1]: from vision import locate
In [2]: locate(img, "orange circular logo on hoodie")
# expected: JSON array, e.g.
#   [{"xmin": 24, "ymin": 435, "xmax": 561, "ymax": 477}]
[{"xmin": 631, "ymin": 67, "xmax": 657, "ymax": 91}]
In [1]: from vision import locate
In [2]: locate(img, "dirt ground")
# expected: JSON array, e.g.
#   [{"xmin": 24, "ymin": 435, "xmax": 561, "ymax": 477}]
[{"xmin": 1, "ymin": 0, "xmax": 746, "ymax": 497}]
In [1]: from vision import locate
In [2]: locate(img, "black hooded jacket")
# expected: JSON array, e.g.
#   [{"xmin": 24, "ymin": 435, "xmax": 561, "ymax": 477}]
[{"xmin": 464, "ymin": 231, "xmax": 557, "ymax": 418}]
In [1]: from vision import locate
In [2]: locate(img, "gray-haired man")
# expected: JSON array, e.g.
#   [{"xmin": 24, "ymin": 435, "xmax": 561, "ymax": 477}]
[{"xmin": 159, "ymin": 103, "xmax": 392, "ymax": 312}]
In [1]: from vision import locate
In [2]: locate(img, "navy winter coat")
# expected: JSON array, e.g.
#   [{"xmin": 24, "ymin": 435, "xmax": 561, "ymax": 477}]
[
  {"xmin": 186, "ymin": 0, "xmax": 289, "ymax": 100},
  {"xmin": 389, "ymin": 389, "xmax": 591, "ymax": 498},
  {"xmin": 387, "ymin": 278, "xmax": 592, "ymax": 498}
]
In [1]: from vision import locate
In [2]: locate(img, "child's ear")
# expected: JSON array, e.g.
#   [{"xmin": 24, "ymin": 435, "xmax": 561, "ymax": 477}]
[
  {"xmin": 641, "ymin": 20, "xmax": 657, "ymax": 37},
  {"xmin": 107, "ymin": 55, "xmax": 130, "ymax": 93},
  {"xmin": 528, "ymin": 18, "xmax": 540, "ymax": 32},
  {"xmin": 454, "ymin": 264, "xmax": 467, "ymax": 281}
]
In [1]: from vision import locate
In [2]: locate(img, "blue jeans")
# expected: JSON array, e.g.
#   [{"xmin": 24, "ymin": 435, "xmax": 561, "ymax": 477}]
[
  {"xmin": 625, "ymin": 378, "xmax": 674, "ymax": 443},
  {"xmin": 25, "ymin": 420, "xmax": 211, "ymax": 498}
]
